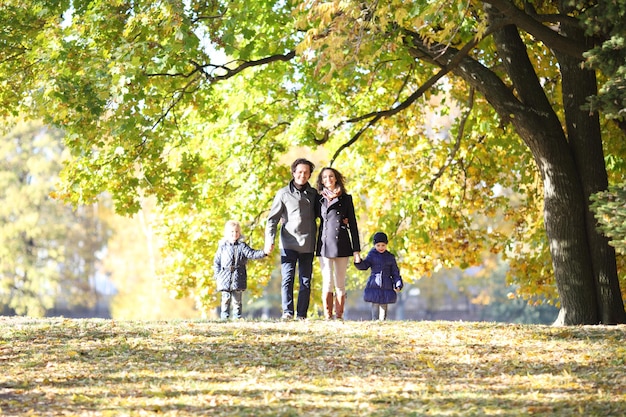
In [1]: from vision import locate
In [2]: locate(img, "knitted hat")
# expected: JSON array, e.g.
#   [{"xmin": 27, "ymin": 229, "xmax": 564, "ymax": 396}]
[{"xmin": 373, "ymin": 232, "xmax": 388, "ymax": 244}]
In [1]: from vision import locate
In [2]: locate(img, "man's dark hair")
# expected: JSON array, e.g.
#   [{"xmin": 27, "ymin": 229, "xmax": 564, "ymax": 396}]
[{"xmin": 291, "ymin": 158, "xmax": 315, "ymax": 173}]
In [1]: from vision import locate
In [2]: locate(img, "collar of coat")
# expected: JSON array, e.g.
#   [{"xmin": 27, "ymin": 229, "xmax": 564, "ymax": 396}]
[
  {"xmin": 219, "ymin": 238, "xmax": 243, "ymax": 246},
  {"xmin": 289, "ymin": 179, "xmax": 314, "ymax": 194}
]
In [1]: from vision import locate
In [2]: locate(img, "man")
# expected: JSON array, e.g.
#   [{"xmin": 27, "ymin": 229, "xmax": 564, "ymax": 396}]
[{"xmin": 265, "ymin": 158, "xmax": 318, "ymax": 320}]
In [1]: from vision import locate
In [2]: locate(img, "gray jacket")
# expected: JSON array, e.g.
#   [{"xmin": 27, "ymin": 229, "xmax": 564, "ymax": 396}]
[
  {"xmin": 265, "ymin": 180, "xmax": 318, "ymax": 253},
  {"xmin": 214, "ymin": 239, "xmax": 266, "ymax": 292}
]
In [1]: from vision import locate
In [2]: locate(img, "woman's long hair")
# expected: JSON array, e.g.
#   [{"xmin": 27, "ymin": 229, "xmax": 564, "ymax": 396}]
[{"xmin": 316, "ymin": 167, "xmax": 347, "ymax": 194}]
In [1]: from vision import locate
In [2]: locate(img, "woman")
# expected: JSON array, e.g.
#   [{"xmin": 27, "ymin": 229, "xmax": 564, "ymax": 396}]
[{"xmin": 315, "ymin": 167, "xmax": 361, "ymax": 320}]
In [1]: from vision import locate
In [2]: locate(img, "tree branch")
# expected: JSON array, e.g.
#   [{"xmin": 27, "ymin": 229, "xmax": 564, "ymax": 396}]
[
  {"xmin": 483, "ymin": 0, "xmax": 588, "ymax": 59},
  {"xmin": 428, "ymin": 88, "xmax": 475, "ymax": 189},
  {"xmin": 329, "ymin": 32, "xmax": 485, "ymax": 165},
  {"xmin": 147, "ymin": 51, "xmax": 296, "ymax": 82},
  {"xmin": 150, "ymin": 76, "xmax": 199, "ymax": 132},
  {"xmin": 201, "ymin": 51, "xmax": 296, "ymax": 82},
  {"xmin": 492, "ymin": 23, "xmax": 554, "ymax": 115},
  {"xmin": 191, "ymin": 10, "xmax": 226, "ymax": 25}
]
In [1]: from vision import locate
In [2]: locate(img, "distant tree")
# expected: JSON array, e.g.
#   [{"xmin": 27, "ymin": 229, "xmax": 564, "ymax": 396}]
[
  {"xmin": 460, "ymin": 255, "xmax": 558, "ymax": 324},
  {"xmin": 101, "ymin": 197, "xmax": 199, "ymax": 320},
  {"xmin": 0, "ymin": 121, "xmax": 109, "ymax": 316}
]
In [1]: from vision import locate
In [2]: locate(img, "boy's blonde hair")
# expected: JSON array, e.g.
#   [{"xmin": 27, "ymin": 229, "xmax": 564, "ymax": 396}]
[{"xmin": 224, "ymin": 220, "xmax": 242, "ymax": 237}]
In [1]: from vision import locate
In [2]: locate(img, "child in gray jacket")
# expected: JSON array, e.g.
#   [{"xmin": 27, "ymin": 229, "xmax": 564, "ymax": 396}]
[{"xmin": 214, "ymin": 220, "xmax": 267, "ymax": 320}]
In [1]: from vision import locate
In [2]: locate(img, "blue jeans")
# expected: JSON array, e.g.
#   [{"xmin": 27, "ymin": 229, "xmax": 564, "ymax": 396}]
[{"xmin": 280, "ymin": 249, "xmax": 314, "ymax": 318}]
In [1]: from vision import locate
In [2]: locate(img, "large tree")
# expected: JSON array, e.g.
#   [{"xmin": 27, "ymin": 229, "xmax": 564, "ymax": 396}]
[{"xmin": 1, "ymin": 0, "xmax": 624, "ymax": 324}]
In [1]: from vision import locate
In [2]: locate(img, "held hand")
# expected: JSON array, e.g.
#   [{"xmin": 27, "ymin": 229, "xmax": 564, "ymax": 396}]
[
  {"xmin": 264, "ymin": 243, "xmax": 274, "ymax": 254},
  {"xmin": 353, "ymin": 252, "xmax": 361, "ymax": 263}
]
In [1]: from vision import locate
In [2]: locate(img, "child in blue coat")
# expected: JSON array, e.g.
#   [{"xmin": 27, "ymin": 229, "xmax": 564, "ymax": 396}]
[{"xmin": 354, "ymin": 232, "xmax": 403, "ymax": 320}]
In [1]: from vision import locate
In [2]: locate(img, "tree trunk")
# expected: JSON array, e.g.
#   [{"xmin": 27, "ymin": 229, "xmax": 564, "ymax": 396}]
[
  {"xmin": 474, "ymin": 24, "xmax": 600, "ymax": 324},
  {"xmin": 534, "ymin": 132, "xmax": 599, "ymax": 325},
  {"xmin": 555, "ymin": 14, "xmax": 626, "ymax": 324}
]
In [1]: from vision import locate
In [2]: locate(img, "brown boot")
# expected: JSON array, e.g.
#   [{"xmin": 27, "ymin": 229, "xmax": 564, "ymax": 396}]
[
  {"xmin": 323, "ymin": 292, "xmax": 334, "ymax": 319},
  {"xmin": 335, "ymin": 294, "xmax": 346, "ymax": 320}
]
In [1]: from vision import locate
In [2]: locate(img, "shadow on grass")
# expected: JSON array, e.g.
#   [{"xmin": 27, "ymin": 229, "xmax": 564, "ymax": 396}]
[{"xmin": 1, "ymin": 318, "xmax": 625, "ymax": 416}]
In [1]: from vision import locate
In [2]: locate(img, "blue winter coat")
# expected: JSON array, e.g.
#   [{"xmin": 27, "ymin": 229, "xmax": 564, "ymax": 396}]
[
  {"xmin": 355, "ymin": 248, "xmax": 403, "ymax": 304},
  {"xmin": 214, "ymin": 239, "xmax": 266, "ymax": 292}
]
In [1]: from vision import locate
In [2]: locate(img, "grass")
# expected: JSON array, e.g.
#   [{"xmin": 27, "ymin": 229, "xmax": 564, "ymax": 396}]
[{"xmin": 1, "ymin": 317, "xmax": 625, "ymax": 416}]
